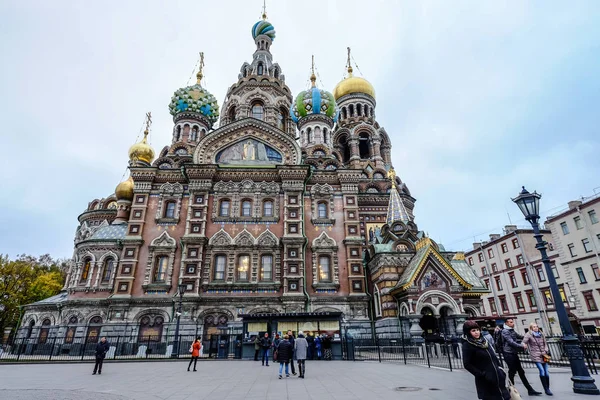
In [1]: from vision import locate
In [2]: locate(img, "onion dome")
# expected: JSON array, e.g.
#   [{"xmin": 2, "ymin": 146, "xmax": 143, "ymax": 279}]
[
  {"xmin": 291, "ymin": 65, "xmax": 338, "ymax": 123},
  {"xmin": 115, "ymin": 177, "xmax": 134, "ymax": 201},
  {"xmin": 168, "ymin": 59, "xmax": 219, "ymax": 126},
  {"xmin": 333, "ymin": 64, "xmax": 375, "ymax": 100},
  {"xmin": 252, "ymin": 18, "xmax": 275, "ymax": 41},
  {"xmin": 128, "ymin": 128, "xmax": 155, "ymax": 165}
]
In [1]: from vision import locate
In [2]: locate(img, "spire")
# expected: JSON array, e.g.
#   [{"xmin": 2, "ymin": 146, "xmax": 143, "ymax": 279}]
[
  {"xmin": 386, "ymin": 167, "xmax": 411, "ymax": 225},
  {"xmin": 196, "ymin": 52, "xmax": 204, "ymax": 85},
  {"xmin": 144, "ymin": 111, "xmax": 152, "ymax": 139},
  {"xmin": 262, "ymin": 0, "xmax": 267, "ymax": 20},
  {"xmin": 346, "ymin": 47, "xmax": 354, "ymax": 75},
  {"xmin": 310, "ymin": 55, "xmax": 316, "ymax": 88}
]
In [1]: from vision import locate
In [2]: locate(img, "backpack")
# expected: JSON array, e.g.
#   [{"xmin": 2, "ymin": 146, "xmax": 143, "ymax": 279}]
[{"xmin": 494, "ymin": 329, "xmax": 504, "ymax": 353}]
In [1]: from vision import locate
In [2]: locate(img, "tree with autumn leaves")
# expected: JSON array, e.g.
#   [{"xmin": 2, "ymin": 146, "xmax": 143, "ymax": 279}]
[{"xmin": 0, "ymin": 254, "xmax": 68, "ymax": 335}]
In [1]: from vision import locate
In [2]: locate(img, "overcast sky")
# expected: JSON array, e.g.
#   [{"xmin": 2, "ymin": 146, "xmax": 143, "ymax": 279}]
[{"xmin": 1, "ymin": 1, "xmax": 599, "ymax": 259}]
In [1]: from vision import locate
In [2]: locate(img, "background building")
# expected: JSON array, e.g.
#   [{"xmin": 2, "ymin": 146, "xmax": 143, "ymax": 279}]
[{"xmin": 545, "ymin": 194, "xmax": 600, "ymax": 334}]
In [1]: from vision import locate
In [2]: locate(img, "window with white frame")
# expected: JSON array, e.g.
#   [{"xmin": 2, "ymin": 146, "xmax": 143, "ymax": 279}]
[
  {"xmin": 214, "ymin": 255, "xmax": 226, "ymax": 280},
  {"xmin": 561, "ymin": 222, "xmax": 569, "ymax": 235},
  {"xmin": 589, "ymin": 210, "xmax": 598, "ymax": 224}
]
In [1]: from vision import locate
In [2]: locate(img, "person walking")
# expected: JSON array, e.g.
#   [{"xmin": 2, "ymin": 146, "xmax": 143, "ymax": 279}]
[
  {"xmin": 482, "ymin": 326, "xmax": 495, "ymax": 348},
  {"xmin": 322, "ymin": 334, "xmax": 332, "ymax": 360},
  {"xmin": 523, "ymin": 322, "xmax": 553, "ymax": 396},
  {"xmin": 306, "ymin": 332, "xmax": 315, "ymax": 360},
  {"xmin": 462, "ymin": 320, "xmax": 510, "ymax": 400},
  {"xmin": 260, "ymin": 332, "xmax": 272, "ymax": 366},
  {"xmin": 295, "ymin": 331, "xmax": 308, "ymax": 379},
  {"xmin": 92, "ymin": 337, "xmax": 110, "ymax": 375},
  {"xmin": 286, "ymin": 330, "xmax": 297, "ymax": 375},
  {"xmin": 188, "ymin": 337, "xmax": 201, "ymax": 372},
  {"xmin": 273, "ymin": 334, "xmax": 281, "ymax": 362},
  {"xmin": 502, "ymin": 317, "xmax": 542, "ymax": 396},
  {"xmin": 277, "ymin": 335, "xmax": 293, "ymax": 379},
  {"xmin": 254, "ymin": 336, "xmax": 260, "ymax": 361},
  {"xmin": 315, "ymin": 335, "xmax": 322, "ymax": 360}
]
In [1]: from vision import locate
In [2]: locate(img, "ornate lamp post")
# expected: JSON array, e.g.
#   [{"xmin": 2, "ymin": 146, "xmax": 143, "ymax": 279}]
[
  {"xmin": 172, "ymin": 283, "xmax": 186, "ymax": 358},
  {"xmin": 512, "ymin": 187, "xmax": 599, "ymax": 395}
]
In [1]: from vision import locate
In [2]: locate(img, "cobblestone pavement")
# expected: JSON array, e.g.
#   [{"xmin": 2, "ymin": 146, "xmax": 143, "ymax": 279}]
[{"xmin": 0, "ymin": 360, "xmax": 593, "ymax": 399}]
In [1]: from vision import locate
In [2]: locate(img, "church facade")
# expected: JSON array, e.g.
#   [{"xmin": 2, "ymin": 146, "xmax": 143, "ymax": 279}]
[{"xmin": 20, "ymin": 14, "xmax": 488, "ymax": 346}]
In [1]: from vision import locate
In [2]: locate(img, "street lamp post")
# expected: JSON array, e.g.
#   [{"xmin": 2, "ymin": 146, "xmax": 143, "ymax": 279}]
[
  {"xmin": 172, "ymin": 283, "xmax": 186, "ymax": 358},
  {"xmin": 512, "ymin": 187, "xmax": 599, "ymax": 395}
]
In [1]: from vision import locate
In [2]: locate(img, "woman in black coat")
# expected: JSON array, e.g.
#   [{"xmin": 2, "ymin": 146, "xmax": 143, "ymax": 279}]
[
  {"xmin": 277, "ymin": 336, "xmax": 293, "ymax": 379},
  {"xmin": 462, "ymin": 320, "xmax": 510, "ymax": 400}
]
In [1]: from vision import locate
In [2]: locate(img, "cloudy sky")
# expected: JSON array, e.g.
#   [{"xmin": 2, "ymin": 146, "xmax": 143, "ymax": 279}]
[{"xmin": 1, "ymin": 1, "xmax": 599, "ymax": 258}]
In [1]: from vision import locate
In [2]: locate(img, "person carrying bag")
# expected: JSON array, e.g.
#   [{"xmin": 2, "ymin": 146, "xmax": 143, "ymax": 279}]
[{"xmin": 523, "ymin": 322, "xmax": 553, "ymax": 395}]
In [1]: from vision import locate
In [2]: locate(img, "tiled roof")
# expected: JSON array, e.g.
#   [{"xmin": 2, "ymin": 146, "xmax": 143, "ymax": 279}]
[
  {"xmin": 451, "ymin": 258, "xmax": 489, "ymax": 292},
  {"xmin": 386, "ymin": 187, "xmax": 411, "ymax": 225},
  {"xmin": 90, "ymin": 224, "xmax": 127, "ymax": 240},
  {"xmin": 31, "ymin": 291, "xmax": 69, "ymax": 305}
]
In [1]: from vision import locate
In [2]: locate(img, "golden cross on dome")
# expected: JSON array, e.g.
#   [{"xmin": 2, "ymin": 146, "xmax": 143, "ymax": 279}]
[
  {"xmin": 346, "ymin": 47, "xmax": 353, "ymax": 74},
  {"xmin": 196, "ymin": 52, "xmax": 204, "ymax": 84},
  {"xmin": 144, "ymin": 112, "xmax": 152, "ymax": 135},
  {"xmin": 387, "ymin": 167, "xmax": 397, "ymax": 188},
  {"xmin": 310, "ymin": 55, "xmax": 316, "ymax": 87},
  {"xmin": 262, "ymin": 0, "xmax": 267, "ymax": 20}
]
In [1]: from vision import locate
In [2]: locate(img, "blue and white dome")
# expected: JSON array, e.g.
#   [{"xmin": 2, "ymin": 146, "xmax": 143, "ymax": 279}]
[{"xmin": 252, "ymin": 19, "xmax": 275, "ymax": 41}]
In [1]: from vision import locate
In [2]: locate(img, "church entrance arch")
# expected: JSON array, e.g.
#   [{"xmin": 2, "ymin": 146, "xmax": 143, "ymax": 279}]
[
  {"xmin": 202, "ymin": 314, "xmax": 230, "ymax": 358},
  {"xmin": 419, "ymin": 306, "xmax": 437, "ymax": 336}
]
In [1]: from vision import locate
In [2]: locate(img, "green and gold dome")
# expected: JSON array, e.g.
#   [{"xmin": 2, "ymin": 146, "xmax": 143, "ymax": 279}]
[
  {"xmin": 291, "ymin": 68, "xmax": 338, "ymax": 123},
  {"xmin": 168, "ymin": 67, "xmax": 220, "ymax": 127}
]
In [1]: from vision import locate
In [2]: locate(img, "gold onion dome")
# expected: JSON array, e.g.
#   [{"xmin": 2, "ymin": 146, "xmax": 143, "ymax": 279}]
[
  {"xmin": 115, "ymin": 177, "xmax": 134, "ymax": 201},
  {"xmin": 128, "ymin": 129, "xmax": 155, "ymax": 165},
  {"xmin": 333, "ymin": 65, "xmax": 375, "ymax": 100}
]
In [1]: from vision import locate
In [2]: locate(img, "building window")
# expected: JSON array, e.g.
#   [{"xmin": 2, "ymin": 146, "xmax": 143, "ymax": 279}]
[
  {"xmin": 318, "ymin": 256, "xmax": 331, "ymax": 282},
  {"xmin": 468, "ymin": 257, "xmax": 473, "ymax": 266},
  {"xmin": 536, "ymin": 267, "xmax": 546, "ymax": 282},
  {"xmin": 495, "ymin": 277, "xmax": 502, "ymax": 290},
  {"xmin": 583, "ymin": 238, "xmax": 593, "ymax": 253},
  {"xmin": 499, "ymin": 296, "xmax": 509, "ymax": 312},
  {"xmin": 501, "ymin": 243, "xmax": 508, "ymax": 253},
  {"xmin": 186, "ymin": 264, "xmax": 196, "ymax": 274},
  {"xmin": 488, "ymin": 299, "xmax": 497, "ymax": 314},
  {"xmin": 261, "ymin": 255, "xmax": 273, "ymax": 281},
  {"xmin": 153, "ymin": 256, "xmax": 168, "ymax": 282},
  {"xmin": 481, "ymin": 266, "xmax": 487, "ymax": 276},
  {"xmin": 317, "ymin": 202, "xmax": 328, "ymax": 219},
  {"xmin": 592, "ymin": 263, "xmax": 600, "ymax": 281},
  {"xmin": 80, "ymin": 259, "xmax": 91, "ymax": 282},
  {"xmin": 491, "ymin": 263, "xmax": 498, "ymax": 273},
  {"xmin": 521, "ymin": 269, "xmax": 530, "ymax": 285},
  {"xmin": 193, "ymin": 209, "xmax": 203, "ymax": 218},
  {"xmin": 509, "ymin": 272, "xmax": 517, "ymax": 288},
  {"xmin": 251, "ymin": 102, "xmax": 264, "ymax": 120},
  {"xmin": 561, "ymin": 222, "xmax": 569, "ymax": 235},
  {"xmin": 589, "ymin": 210, "xmax": 599, "ymax": 224},
  {"xmin": 219, "ymin": 200, "xmax": 230, "ymax": 217},
  {"xmin": 288, "ymin": 248, "xmax": 298, "ymax": 258},
  {"xmin": 505, "ymin": 259, "xmax": 512, "ymax": 269},
  {"xmin": 164, "ymin": 201, "xmax": 176, "ymax": 218},
  {"xmin": 577, "ymin": 267, "xmax": 587, "ymax": 283},
  {"xmin": 488, "ymin": 249, "xmax": 494, "ymax": 258},
  {"xmin": 568, "ymin": 243, "xmax": 577, "ymax": 257},
  {"xmin": 526, "ymin": 292, "xmax": 537, "ymax": 307},
  {"xmin": 263, "ymin": 200, "xmax": 273, "ymax": 217},
  {"xmin": 512, "ymin": 238, "xmax": 520, "ymax": 249},
  {"xmin": 484, "ymin": 279, "xmax": 490, "ymax": 289},
  {"xmin": 277, "ymin": 108, "xmax": 286, "ymax": 131},
  {"xmin": 195, "ymin": 195, "xmax": 204, "ymax": 204},
  {"xmin": 559, "ymin": 287, "xmax": 567, "ymax": 303},
  {"xmin": 237, "ymin": 255, "xmax": 250, "ymax": 281},
  {"xmin": 214, "ymin": 255, "xmax": 226, "ymax": 280},
  {"xmin": 517, "ymin": 255, "xmax": 524, "ymax": 265},
  {"xmin": 228, "ymin": 106, "xmax": 236, "ymax": 122},
  {"xmin": 352, "ymin": 280, "xmax": 362, "ymax": 291},
  {"xmin": 351, "ymin": 263, "xmax": 361, "ymax": 273},
  {"xmin": 584, "ymin": 292, "xmax": 598, "ymax": 312},
  {"xmin": 478, "ymin": 253, "xmax": 484, "ymax": 262},
  {"xmin": 551, "ymin": 264, "xmax": 559, "ymax": 279},
  {"xmin": 257, "ymin": 63, "xmax": 263, "ymax": 75},
  {"xmin": 241, "ymin": 200, "xmax": 252, "ymax": 217},
  {"xmin": 574, "ymin": 216, "xmax": 583, "ymax": 230},
  {"xmin": 289, "ymin": 224, "xmax": 298, "ymax": 233},
  {"xmin": 101, "ymin": 258, "xmax": 114, "ymax": 283},
  {"xmin": 514, "ymin": 293, "xmax": 525, "ymax": 309},
  {"xmin": 543, "ymin": 289, "xmax": 553, "ymax": 305},
  {"xmin": 184, "ymin": 282, "xmax": 194, "ymax": 292}
]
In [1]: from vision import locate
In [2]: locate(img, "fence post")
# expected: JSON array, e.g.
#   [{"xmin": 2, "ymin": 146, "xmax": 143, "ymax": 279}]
[
  {"xmin": 376, "ymin": 333, "xmax": 382, "ymax": 363},
  {"xmin": 81, "ymin": 333, "xmax": 88, "ymax": 361},
  {"xmin": 425, "ymin": 342, "xmax": 431, "ymax": 368},
  {"xmin": 49, "ymin": 335, "xmax": 58, "ymax": 361},
  {"xmin": 16, "ymin": 338, "xmax": 23, "ymax": 362},
  {"xmin": 446, "ymin": 341, "xmax": 453, "ymax": 372},
  {"xmin": 114, "ymin": 335, "xmax": 120, "ymax": 360},
  {"xmin": 400, "ymin": 320, "xmax": 407, "ymax": 365},
  {"xmin": 178, "ymin": 336, "xmax": 182, "ymax": 359},
  {"xmin": 146, "ymin": 336, "xmax": 150, "ymax": 359}
]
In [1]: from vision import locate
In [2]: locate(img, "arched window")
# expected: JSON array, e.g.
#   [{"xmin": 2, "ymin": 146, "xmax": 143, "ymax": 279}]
[
  {"xmin": 191, "ymin": 126, "xmax": 198, "ymax": 141},
  {"xmin": 65, "ymin": 316, "xmax": 78, "ymax": 344},
  {"xmin": 359, "ymin": 133, "xmax": 370, "ymax": 159},
  {"xmin": 263, "ymin": 200, "xmax": 273, "ymax": 217},
  {"xmin": 374, "ymin": 285, "xmax": 382, "ymax": 317},
  {"xmin": 342, "ymin": 107, "xmax": 347, "ymax": 119},
  {"xmin": 153, "ymin": 255, "xmax": 168, "ymax": 282},
  {"xmin": 349, "ymin": 104, "xmax": 355, "ymax": 117},
  {"xmin": 364, "ymin": 105, "xmax": 369, "ymax": 117},
  {"xmin": 257, "ymin": 63, "xmax": 264, "ymax": 75},
  {"xmin": 80, "ymin": 259, "xmax": 91, "ymax": 282},
  {"xmin": 357, "ymin": 104, "xmax": 362, "ymax": 116},
  {"xmin": 237, "ymin": 254, "xmax": 250, "ymax": 281},
  {"xmin": 241, "ymin": 199, "xmax": 252, "ymax": 217},
  {"xmin": 243, "ymin": 69, "xmax": 248, "ymax": 78},
  {"xmin": 175, "ymin": 126, "xmax": 181, "ymax": 141},
  {"xmin": 307, "ymin": 128, "xmax": 313, "ymax": 142},
  {"xmin": 323, "ymin": 128, "xmax": 328, "ymax": 144},
  {"xmin": 228, "ymin": 106, "xmax": 236, "ymax": 122},
  {"xmin": 39, "ymin": 318, "xmax": 51, "ymax": 344},
  {"xmin": 274, "ymin": 68, "xmax": 279, "ymax": 79},
  {"xmin": 318, "ymin": 256, "xmax": 331, "ymax": 282},
  {"xmin": 317, "ymin": 202, "xmax": 328, "ymax": 219},
  {"xmin": 26, "ymin": 320, "xmax": 35, "ymax": 339},
  {"xmin": 251, "ymin": 102, "xmax": 264, "ymax": 120},
  {"xmin": 261, "ymin": 255, "xmax": 273, "ymax": 281},
  {"xmin": 277, "ymin": 108, "xmax": 286, "ymax": 131},
  {"xmin": 214, "ymin": 255, "xmax": 226, "ymax": 280},
  {"xmin": 87, "ymin": 316, "xmax": 102, "ymax": 343},
  {"xmin": 101, "ymin": 258, "xmax": 114, "ymax": 283},
  {"xmin": 164, "ymin": 201, "xmax": 176, "ymax": 218},
  {"xmin": 219, "ymin": 200, "xmax": 230, "ymax": 217}
]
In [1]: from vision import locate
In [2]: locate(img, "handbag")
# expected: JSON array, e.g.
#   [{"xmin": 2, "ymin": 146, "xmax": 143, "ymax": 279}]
[
  {"xmin": 189, "ymin": 344, "xmax": 194, "ymax": 353},
  {"xmin": 542, "ymin": 353, "xmax": 551, "ymax": 363},
  {"xmin": 274, "ymin": 350, "xmax": 278, "ymax": 361},
  {"xmin": 506, "ymin": 375, "xmax": 522, "ymax": 400}
]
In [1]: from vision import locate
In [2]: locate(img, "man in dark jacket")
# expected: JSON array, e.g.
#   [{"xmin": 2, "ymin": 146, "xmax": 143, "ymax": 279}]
[
  {"xmin": 501, "ymin": 318, "xmax": 542, "ymax": 395},
  {"xmin": 93, "ymin": 337, "xmax": 110, "ymax": 375},
  {"xmin": 306, "ymin": 332, "xmax": 315, "ymax": 360},
  {"xmin": 260, "ymin": 333, "xmax": 272, "ymax": 366},
  {"xmin": 286, "ymin": 330, "xmax": 297, "ymax": 375},
  {"xmin": 276, "ymin": 335, "xmax": 293, "ymax": 379}
]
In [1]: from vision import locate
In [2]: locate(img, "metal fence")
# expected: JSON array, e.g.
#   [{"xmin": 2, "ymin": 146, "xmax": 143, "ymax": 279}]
[
  {"xmin": 0, "ymin": 324, "xmax": 243, "ymax": 362},
  {"xmin": 345, "ymin": 334, "xmax": 600, "ymax": 373}
]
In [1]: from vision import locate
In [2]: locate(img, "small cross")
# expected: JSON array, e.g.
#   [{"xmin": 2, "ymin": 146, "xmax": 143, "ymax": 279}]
[
  {"xmin": 252, "ymin": 225, "xmax": 261, "ymax": 235},
  {"xmin": 230, "ymin": 224, "xmax": 239, "ymax": 235}
]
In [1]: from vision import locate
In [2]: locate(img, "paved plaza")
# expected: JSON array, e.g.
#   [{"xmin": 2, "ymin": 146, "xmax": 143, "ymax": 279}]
[{"xmin": 0, "ymin": 360, "xmax": 593, "ymax": 399}]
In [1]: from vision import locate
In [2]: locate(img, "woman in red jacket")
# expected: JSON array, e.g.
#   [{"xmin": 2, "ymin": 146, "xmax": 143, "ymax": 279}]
[{"xmin": 188, "ymin": 338, "xmax": 201, "ymax": 372}]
